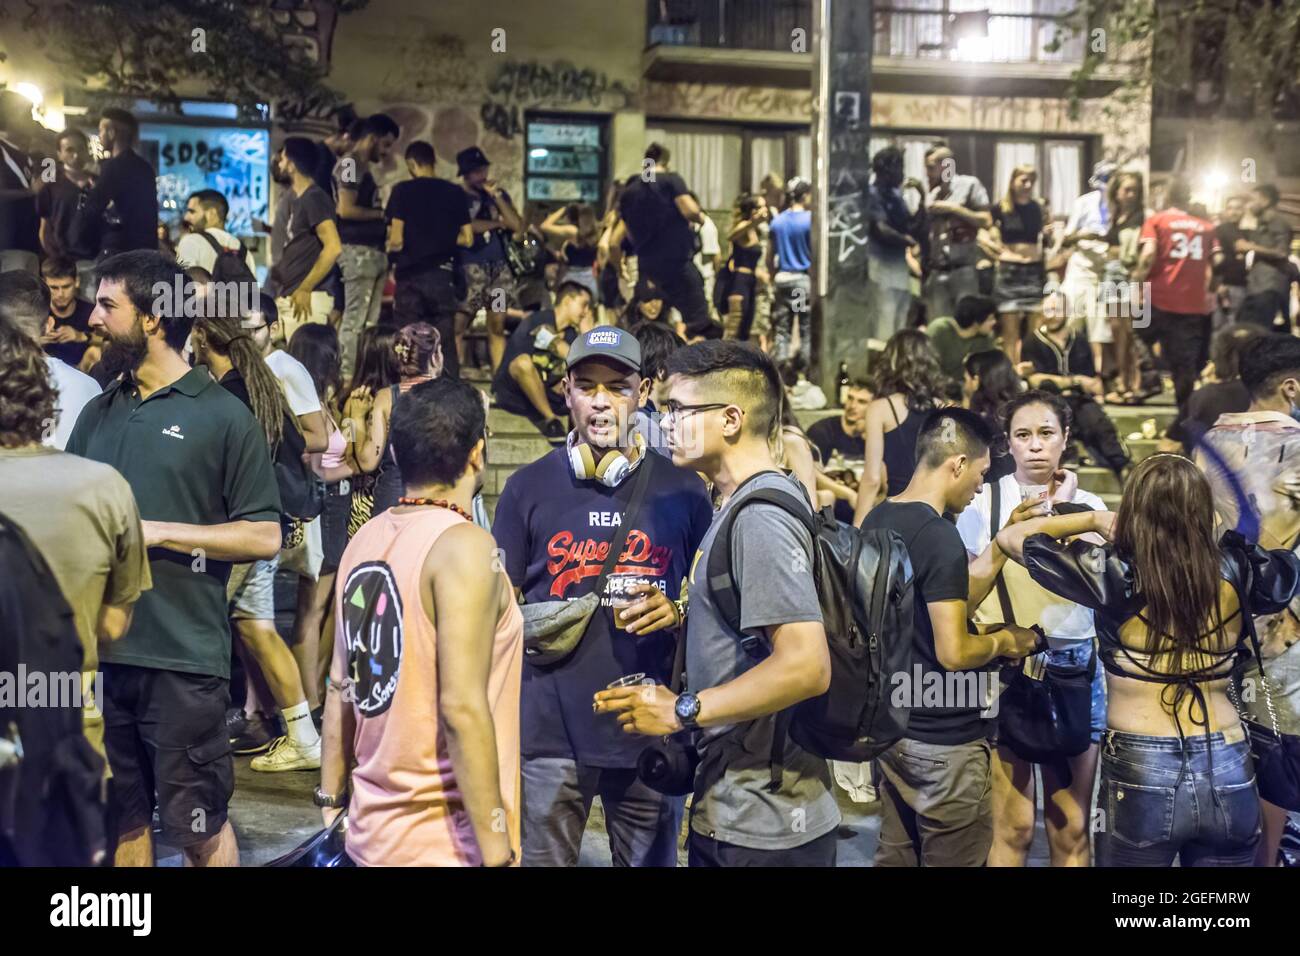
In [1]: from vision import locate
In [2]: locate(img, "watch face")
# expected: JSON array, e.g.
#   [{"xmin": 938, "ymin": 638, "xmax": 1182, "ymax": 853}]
[{"xmin": 675, "ymin": 694, "xmax": 698, "ymax": 721}]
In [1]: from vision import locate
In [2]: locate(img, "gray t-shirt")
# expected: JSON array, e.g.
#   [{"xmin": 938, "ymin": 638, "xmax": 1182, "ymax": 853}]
[
  {"xmin": 928, "ymin": 173, "xmax": 989, "ymax": 269},
  {"xmin": 685, "ymin": 470, "xmax": 840, "ymax": 850},
  {"xmin": 274, "ymin": 183, "xmax": 337, "ymax": 296},
  {"xmin": 1247, "ymin": 211, "xmax": 1293, "ymax": 296}
]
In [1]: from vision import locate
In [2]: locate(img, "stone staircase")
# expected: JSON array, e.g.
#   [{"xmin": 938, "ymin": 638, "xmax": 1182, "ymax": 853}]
[
  {"xmin": 479, "ymin": 382, "xmax": 1180, "ymax": 519},
  {"xmin": 482, "ymin": 405, "xmax": 555, "ymax": 519}
]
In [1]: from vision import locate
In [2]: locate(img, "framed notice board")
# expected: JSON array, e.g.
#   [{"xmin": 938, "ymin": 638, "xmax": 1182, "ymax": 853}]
[{"xmin": 525, "ymin": 114, "xmax": 608, "ymax": 208}]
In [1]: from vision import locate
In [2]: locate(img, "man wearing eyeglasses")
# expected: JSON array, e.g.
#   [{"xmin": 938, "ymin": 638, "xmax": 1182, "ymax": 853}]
[
  {"xmin": 594, "ymin": 340, "xmax": 840, "ymax": 867},
  {"xmin": 491, "ymin": 326, "xmax": 712, "ymax": 867}
]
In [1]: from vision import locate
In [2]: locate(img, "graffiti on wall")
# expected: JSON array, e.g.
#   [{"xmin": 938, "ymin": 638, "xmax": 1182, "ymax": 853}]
[
  {"xmin": 485, "ymin": 60, "xmax": 635, "ymax": 110},
  {"xmin": 478, "ymin": 59, "xmax": 637, "ymax": 141},
  {"xmin": 145, "ymin": 125, "xmax": 270, "ymax": 235},
  {"xmin": 873, "ymin": 92, "xmax": 1150, "ymax": 164},
  {"xmin": 643, "ymin": 82, "xmax": 813, "ymax": 123}
]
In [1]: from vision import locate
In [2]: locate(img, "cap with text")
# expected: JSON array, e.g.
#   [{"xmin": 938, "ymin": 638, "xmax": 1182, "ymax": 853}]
[{"xmin": 566, "ymin": 326, "xmax": 642, "ymax": 375}]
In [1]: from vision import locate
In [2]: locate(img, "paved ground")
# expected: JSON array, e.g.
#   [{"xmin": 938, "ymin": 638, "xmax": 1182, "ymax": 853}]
[{"xmin": 157, "ymin": 756, "xmax": 1053, "ymax": 866}]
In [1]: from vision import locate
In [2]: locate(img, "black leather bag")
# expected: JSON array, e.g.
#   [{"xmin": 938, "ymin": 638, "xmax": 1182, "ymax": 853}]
[
  {"xmin": 266, "ymin": 810, "xmax": 353, "ymax": 867},
  {"xmin": 989, "ymin": 481, "xmax": 1095, "ymax": 764},
  {"xmin": 1226, "ymin": 544, "xmax": 1300, "ymax": 812},
  {"xmin": 636, "ymin": 599, "xmax": 698, "ymax": 795}
]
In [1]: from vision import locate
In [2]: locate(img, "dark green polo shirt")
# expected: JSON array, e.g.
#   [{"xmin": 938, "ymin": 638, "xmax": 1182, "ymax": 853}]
[{"xmin": 66, "ymin": 366, "xmax": 281, "ymax": 678}]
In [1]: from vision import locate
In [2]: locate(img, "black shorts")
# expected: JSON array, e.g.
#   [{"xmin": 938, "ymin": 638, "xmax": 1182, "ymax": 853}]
[
  {"xmin": 102, "ymin": 663, "xmax": 234, "ymax": 849},
  {"xmin": 321, "ymin": 479, "xmax": 352, "ymax": 572}
]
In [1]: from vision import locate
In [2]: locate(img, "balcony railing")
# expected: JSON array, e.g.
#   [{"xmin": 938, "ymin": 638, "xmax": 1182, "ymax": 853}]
[
  {"xmin": 874, "ymin": 3, "xmax": 1086, "ymax": 65},
  {"xmin": 646, "ymin": 0, "xmax": 813, "ymax": 52},
  {"xmin": 645, "ymin": 1, "xmax": 1087, "ymax": 66}
]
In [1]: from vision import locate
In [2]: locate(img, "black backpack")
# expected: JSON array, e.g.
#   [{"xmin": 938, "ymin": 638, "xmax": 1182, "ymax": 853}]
[
  {"xmin": 198, "ymin": 230, "xmax": 257, "ymax": 286},
  {"xmin": 274, "ymin": 412, "xmax": 324, "ymax": 522},
  {"xmin": 0, "ymin": 512, "xmax": 108, "ymax": 866},
  {"xmin": 707, "ymin": 485, "xmax": 915, "ymax": 768}
]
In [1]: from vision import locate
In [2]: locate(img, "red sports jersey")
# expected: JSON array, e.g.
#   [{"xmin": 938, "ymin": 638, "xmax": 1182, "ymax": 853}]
[{"xmin": 1140, "ymin": 208, "xmax": 1220, "ymax": 314}]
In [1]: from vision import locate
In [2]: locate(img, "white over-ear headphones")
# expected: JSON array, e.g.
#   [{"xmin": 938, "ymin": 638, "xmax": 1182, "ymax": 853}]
[{"xmin": 566, "ymin": 431, "xmax": 645, "ymax": 488}]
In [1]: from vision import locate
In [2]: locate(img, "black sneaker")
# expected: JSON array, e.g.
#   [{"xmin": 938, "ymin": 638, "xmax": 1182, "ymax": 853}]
[
  {"xmin": 231, "ymin": 714, "xmax": 277, "ymax": 755},
  {"xmin": 542, "ymin": 418, "xmax": 567, "ymax": 444}
]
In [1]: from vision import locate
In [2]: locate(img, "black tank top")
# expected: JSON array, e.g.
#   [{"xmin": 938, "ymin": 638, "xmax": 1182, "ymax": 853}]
[
  {"xmin": 882, "ymin": 396, "xmax": 927, "ymax": 496},
  {"xmin": 994, "ymin": 201, "xmax": 1044, "ymax": 246},
  {"xmin": 565, "ymin": 241, "xmax": 597, "ymax": 268},
  {"xmin": 731, "ymin": 242, "xmax": 762, "ymax": 270}
]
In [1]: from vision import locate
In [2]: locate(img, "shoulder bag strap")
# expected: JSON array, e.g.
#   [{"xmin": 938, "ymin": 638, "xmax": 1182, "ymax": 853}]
[
  {"xmin": 990, "ymin": 479, "xmax": 1016, "ymax": 625},
  {"xmin": 589, "ymin": 458, "xmax": 654, "ymax": 622}
]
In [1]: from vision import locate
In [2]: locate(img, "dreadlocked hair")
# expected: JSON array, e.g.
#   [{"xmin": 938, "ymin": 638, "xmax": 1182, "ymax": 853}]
[{"xmin": 196, "ymin": 313, "xmax": 289, "ymax": 450}]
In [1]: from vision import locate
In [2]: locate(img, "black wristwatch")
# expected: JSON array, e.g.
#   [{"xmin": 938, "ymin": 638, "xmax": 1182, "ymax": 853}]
[
  {"xmin": 674, "ymin": 692, "xmax": 702, "ymax": 731},
  {"xmin": 313, "ymin": 785, "xmax": 348, "ymax": 809}
]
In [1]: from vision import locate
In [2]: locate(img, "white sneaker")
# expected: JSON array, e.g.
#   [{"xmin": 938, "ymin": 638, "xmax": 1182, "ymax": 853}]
[{"xmin": 250, "ymin": 735, "xmax": 321, "ymax": 772}]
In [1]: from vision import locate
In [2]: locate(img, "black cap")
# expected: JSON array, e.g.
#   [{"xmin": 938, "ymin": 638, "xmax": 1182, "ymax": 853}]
[
  {"xmin": 457, "ymin": 146, "xmax": 490, "ymax": 176},
  {"xmin": 566, "ymin": 326, "xmax": 642, "ymax": 375}
]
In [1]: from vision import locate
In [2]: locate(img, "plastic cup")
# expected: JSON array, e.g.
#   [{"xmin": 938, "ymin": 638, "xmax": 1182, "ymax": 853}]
[{"xmin": 607, "ymin": 673, "xmax": 649, "ymax": 689}]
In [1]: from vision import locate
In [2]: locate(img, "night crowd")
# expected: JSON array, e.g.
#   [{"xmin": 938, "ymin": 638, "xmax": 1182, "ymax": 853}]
[{"xmin": 1, "ymin": 88, "xmax": 1299, "ymax": 868}]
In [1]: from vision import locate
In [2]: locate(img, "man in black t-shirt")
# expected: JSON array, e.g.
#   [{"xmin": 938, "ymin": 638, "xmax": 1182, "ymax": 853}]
[
  {"xmin": 612, "ymin": 144, "xmax": 719, "ymax": 341},
  {"xmin": 806, "ymin": 378, "xmax": 872, "ymax": 523},
  {"xmin": 861, "ymin": 408, "xmax": 1037, "ymax": 867},
  {"xmin": 36, "ymin": 128, "xmax": 98, "ymax": 295},
  {"xmin": 492, "ymin": 282, "xmax": 594, "ymax": 441},
  {"xmin": 1213, "ymin": 195, "xmax": 1249, "ymax": 328},
  {"xmin": 71, "ymin": 108, "xmax": 158, "ymax": 259},
  {"xmin": 40, "ymin": 257, "xmax": 94, "ymax": 367},
  {"xmin": 333, "ymin": 113, "xmax": 399, "ymax": 378},
  {"xmin": 386, "ymin": 140, "xmax": 473, "ymax": 378},
  {"xmin": 272, "ymin": 137, "xmax": 342, "ymax": 347},
  {"xmin": 492, "ymin": 327, "xmax": 713, "ymax": 867}
]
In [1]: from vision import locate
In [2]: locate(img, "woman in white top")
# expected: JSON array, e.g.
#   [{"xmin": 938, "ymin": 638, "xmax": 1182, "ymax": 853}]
[{"xmin": 956, "ymin": 390, "xmax": 1108, "ymax": 866}]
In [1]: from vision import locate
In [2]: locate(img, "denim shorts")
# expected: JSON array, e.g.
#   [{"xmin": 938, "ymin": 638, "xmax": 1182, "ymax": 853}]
[
  {"xmin": 1096, "ymin": 730, "xmax": 1260, "ymax": 867},
  {"xmin": 1045, "ymin": 641, "xmax": 1107, "ymax": 743},
  {"xmin": 228, "ymin": 554, "xmax": 279, "ymax": 621}
]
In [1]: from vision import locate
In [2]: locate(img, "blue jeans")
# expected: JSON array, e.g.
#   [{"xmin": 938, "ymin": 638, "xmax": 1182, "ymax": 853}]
[
  {"xmin": 521, "ymin": 756, "xmax": 684, "ymax": 867},
  {"xmin": 1095, "ymin": 730, "xmax": 1260, "ymax": 867},
  {"xmin": 771, "ymin": 271, "xmax": 812, "ymax": 364}
]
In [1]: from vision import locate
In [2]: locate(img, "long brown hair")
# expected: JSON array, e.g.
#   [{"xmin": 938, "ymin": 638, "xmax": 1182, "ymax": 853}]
[
  {"xmin": 347, "ymin": 326, "xmax": 400, "ymax": 398},
  {"xmin": 1115, "ymin": 454, "xmax": 1224, "ymax": 671},
  {"xmin": 195, "ymin": 313, "xmax": 288, "ymax": 450},
  {"xmin": 871, "ymin": 329, "xmax": 948, "ymax": 412},
  {"xmin": 1106, "ymin": 170, "xmax": 1146, "ymax": 236}
]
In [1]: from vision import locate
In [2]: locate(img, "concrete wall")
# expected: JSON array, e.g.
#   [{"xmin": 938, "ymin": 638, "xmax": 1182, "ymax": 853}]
[{"xmin": 280, "ymin": 0, "xmax": 649, "ymax": 201}]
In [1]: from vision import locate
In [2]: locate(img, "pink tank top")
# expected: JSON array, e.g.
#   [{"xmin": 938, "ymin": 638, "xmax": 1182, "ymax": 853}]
[
  {"xmin": 332, "ymin": 506, "xmax": 523, "ymax": 866},
  {"xmin": 320, "ymin": 415, "xmax": 347, "ymax": 470}
]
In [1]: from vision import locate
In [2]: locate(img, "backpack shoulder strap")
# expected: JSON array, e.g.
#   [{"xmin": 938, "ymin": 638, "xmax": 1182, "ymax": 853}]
[
  {"xmin": 197, "ymin": 230, "xmax": 225, "ymax": 255},
  {"xmin": 707, "ymin": 486, "xmax": 817, "ymax": 647},
  {"xmin": 198, "ymin": 229, "xmax": 247, "ymax": 259}
]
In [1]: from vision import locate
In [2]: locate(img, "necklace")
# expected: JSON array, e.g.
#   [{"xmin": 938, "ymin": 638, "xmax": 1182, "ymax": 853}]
[{"xmin": 397, "ymin": 497, "xmax": 473, "ymax": 522}]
